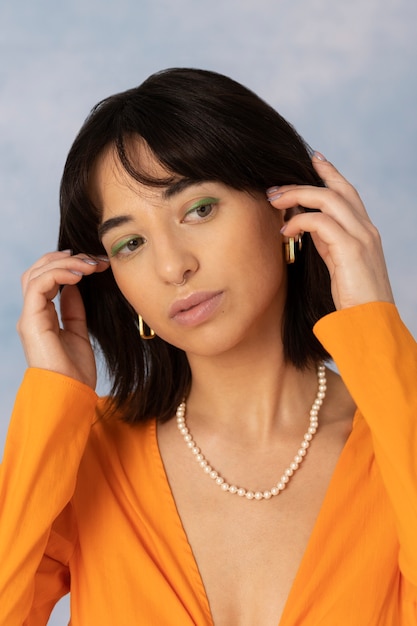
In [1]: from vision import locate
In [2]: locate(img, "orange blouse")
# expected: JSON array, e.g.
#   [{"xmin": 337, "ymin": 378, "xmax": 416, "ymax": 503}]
[{"xmin": 1, "ymin": 302, "xmax": 416, "ymax": 625}]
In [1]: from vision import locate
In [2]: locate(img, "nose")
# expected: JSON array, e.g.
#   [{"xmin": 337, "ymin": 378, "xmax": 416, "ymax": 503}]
[{"xmin": 151, "ymin": 230, "xmax": 199, "ymax": 286}]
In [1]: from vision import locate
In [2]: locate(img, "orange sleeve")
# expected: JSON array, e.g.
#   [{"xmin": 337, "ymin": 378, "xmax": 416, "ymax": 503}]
[
  {"xmin": 314, "ymin": 302, "xmax": 417, "ymax": 586},
  {"xmin": 0, "ymin": 369, "xmax": 98, "ymax": 625}
]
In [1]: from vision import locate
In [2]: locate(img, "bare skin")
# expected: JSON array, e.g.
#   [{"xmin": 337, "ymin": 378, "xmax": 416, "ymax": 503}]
[
  {"xmin": 158, "ymin": 369, "xmax": 355, "ymax": 625},
  {"xmin": 17, "ymin": 151, "xmax": 394, "ymax": 625}
]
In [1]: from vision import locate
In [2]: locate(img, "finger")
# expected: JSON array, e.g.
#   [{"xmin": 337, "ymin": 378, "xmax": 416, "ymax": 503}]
[
  {"xmin": 282, "ymin": 211, "xmax": 354, "ymax": 257},
  {"xmin": 284, "ymin": 211, "xmax": 394, "ymax": 308},
  {"xmin": 21, "ymin": 250, "xmax": 72, "ymax": 293},
  {"xmin": 18, "ymin": 270, "xmax": 84, "ymax": 345},
  {"xmin": 22, "ymin": 254, "xmax": 109, "ymax": 296},
  {"xmin": 23, "ymin": 250, "xmax": 109, "ymax": 275},
  {"xmin": 310, "ymin": 152, "xmax": 370, "ymax": 218},
  {"xmin": 268, "ymin": 186, "xmax": 371, "ymax": 239},
  {"xmin": 281, "ymin": 210, "xmax": 383, "ymax": 271},
  {"xmin": 282, "ymin": 207, "xmax": 380, "ymax": 245},
  {"xmin": 60, "ymin": 284, "xmax": 89, "ymax": 341},
  {"xmin": 267, "ymin": 153, "xmax": 369, "ymax": 221}
]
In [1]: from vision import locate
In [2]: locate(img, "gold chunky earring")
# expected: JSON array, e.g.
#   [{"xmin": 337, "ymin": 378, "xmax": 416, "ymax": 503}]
[
  {"xmin": 284, "ymin": 235, "xmax": 303, "ymax": 264},
  {"xmin": 138, "ymin": 315, "xmax": 155, "ymax": 340},
  {"xmin": 284, "ymin": 237, "xmax": 296, "ymax": 264}
]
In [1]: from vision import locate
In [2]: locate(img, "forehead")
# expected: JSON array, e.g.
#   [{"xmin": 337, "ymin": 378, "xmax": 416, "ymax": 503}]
[
  {"xmin": 90, "ymin": 140, "xmax": 170, "ymax": 203},
  {"xmin": 91, "ymin": 140, "xmax": 233, "ymax": 221},
  {"xmin": 92, "ymin": 155, "xmax": 207, "ymax": 227}
]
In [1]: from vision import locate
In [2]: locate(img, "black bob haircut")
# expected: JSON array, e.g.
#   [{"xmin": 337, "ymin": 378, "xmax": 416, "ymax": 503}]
[{"xmin": 58, "ymin": 67, "xmax": 335, "ymax": 424}]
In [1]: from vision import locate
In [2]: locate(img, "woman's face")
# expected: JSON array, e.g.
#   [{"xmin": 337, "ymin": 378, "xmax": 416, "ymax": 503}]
[{"xmin": 94, "ymin": 144, "xmax": 287, "ymax": 358}]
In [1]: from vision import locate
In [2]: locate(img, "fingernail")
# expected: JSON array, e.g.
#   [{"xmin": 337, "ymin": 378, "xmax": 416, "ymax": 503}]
[
  {"xmin": 81, "ymin": 258, "xmax": 99, "ymax": 266},
  {"xmin": 70, "ymin": 270, "xmax": 84, "ymax": 276},
  {"xmin": 280, "ymin": 224, "xmax": 287, "ymax": 234},
  {"xmin": 95, "ymin": 255, "xmax": 110, "ymax": 262},
  {"xmin": 313, "ymin": 151, "xmax": 327, "ymax": 162},
  {"xmin": 266, "ymin": 186, "xmax": 281, "ymax": 195},
  {"xmin": 267, "ymin": 192, "xmax": 283, "ymax": 202},
  {"xmin": 61, "ymin": 249, "xmax": 73, "ymax": 255}
]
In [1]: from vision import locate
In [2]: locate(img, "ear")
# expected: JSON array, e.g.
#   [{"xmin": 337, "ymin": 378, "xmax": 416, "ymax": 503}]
[{"xmin": 283, "ymin": 205, "xmax": 305, "ymax": 223}]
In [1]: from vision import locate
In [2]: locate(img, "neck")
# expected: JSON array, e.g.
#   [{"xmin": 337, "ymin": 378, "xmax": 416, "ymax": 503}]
[
  {"xmin": 185, "ymin": 329, "xmax": 318, "ymax": 444},
  {"xmin": 176, "ymin": 361, "xmax": 325, "ymax": 501}
]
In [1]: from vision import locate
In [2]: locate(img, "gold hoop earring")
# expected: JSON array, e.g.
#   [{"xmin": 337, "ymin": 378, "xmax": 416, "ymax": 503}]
[
  {"xmin": 284, "ymin": 235, "xmax": 303, "ymax": 264},
  {"xmin": 284, "ymin": 237, "xmax": 296, "ymax": 264},
  {"xmin": 138, "ymin": 315, "xmax": 155, "ymax": 340}
]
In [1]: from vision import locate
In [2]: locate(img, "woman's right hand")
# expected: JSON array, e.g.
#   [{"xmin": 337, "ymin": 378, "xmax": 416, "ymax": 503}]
[{"xmin": 17, "ymin": 250, "xmax": 110, "ymax": 389}]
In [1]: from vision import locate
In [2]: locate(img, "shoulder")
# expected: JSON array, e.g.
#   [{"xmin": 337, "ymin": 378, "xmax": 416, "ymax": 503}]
[{"xmin": 85, "ymin": 397, "xmax": 155, "ymax": 464}]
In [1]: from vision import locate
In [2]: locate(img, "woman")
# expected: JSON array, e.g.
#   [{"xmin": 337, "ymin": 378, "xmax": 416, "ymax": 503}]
[{"xmin": 1, "ymin": 68, "xmax": 416, "ymax": 625}]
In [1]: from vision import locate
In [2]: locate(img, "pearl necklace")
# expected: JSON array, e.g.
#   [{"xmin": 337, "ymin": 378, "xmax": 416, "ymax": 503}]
[{"xmin": 176, "ymin": 363, "xmax": 326, "ymax": 501}]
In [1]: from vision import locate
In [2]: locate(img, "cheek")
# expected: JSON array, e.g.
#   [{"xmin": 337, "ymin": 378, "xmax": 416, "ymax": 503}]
[
  {"xmin": 113, "ymin": 270, "xmax": 167, "ymax": 332},
  {"xmin": 244, "ymin": 225, "xmax": 284, "ymax": 281},
  {"xmin": 245, "ymin": 234, "xmax": 286, "ymax": 303},
  {"xmin": 110, "ymin": 265, "xmax": 145, "ymax": 314}
]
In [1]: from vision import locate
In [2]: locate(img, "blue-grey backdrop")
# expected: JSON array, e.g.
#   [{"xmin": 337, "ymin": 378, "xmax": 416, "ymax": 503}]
[{"xmin": 1, "ymin": 0, "xmax": 416, "ymax": 623}]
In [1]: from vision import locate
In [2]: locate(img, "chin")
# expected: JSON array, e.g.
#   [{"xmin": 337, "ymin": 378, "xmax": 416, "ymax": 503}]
[{"xmin": 177, "ymin": 331, "xmax": 249, "ymax": 359}]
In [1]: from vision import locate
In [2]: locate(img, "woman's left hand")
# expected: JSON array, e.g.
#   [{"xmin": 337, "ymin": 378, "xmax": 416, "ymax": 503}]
[{"xmin": 267, "ymin": 153, "xmax": 395, "ymax": 310}]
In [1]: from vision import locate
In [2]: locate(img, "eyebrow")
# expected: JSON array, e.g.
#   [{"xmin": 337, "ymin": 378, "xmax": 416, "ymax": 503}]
[
  {"xmin": 98, "ymin": 215, "xmax": 134, "ymax": 240},
  {"xmin": 98, "ymin": 178, "xmax": 205, "ymax": 240},
  {"xmin": 162, "ymin": 177, "xmax": 200, "ymax": 199}
]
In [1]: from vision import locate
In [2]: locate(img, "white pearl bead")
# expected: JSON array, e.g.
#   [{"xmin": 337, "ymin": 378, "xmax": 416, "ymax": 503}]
[{"xmin": 175, "ymin": 362, "xmax": 326, "ymax": 502}]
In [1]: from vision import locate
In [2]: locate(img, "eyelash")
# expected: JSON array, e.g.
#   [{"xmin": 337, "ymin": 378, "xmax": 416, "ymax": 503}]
[
  {"xmin": 111, "ymin": 236, "xmax": 146, "ymax": 258},
  {"xmin": 110, "ymin": 197, "xmax": 219, "ymax": 258},
  {"xmin": 183, "ymin": 197, "xmax": 219, "ymax": 222}
]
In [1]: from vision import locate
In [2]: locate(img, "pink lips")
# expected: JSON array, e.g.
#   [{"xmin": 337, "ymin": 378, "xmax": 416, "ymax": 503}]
[{"xmin": 169, "ymin": 291, "xmax": 224, "ymax": 327}]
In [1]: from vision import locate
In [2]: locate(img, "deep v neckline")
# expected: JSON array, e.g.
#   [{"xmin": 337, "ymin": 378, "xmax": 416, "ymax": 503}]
[{"xmin": 150, "ymin": 409, "xmax": 361, "ymax": 626}]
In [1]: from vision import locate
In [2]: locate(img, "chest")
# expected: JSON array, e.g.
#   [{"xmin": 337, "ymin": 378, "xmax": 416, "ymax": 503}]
[
  {"xmin": 73, "ymin": 415, "xmax": 400, "ymax": 626},
  {"xmin": 157, "ymin": 422, "xmax": 351, "ymax": 626}
]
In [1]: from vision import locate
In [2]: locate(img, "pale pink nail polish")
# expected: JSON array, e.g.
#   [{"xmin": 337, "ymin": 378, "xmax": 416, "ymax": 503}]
[{"xmin": 313, "ymin": 151, "xmax": 327, "ymax": 162}]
